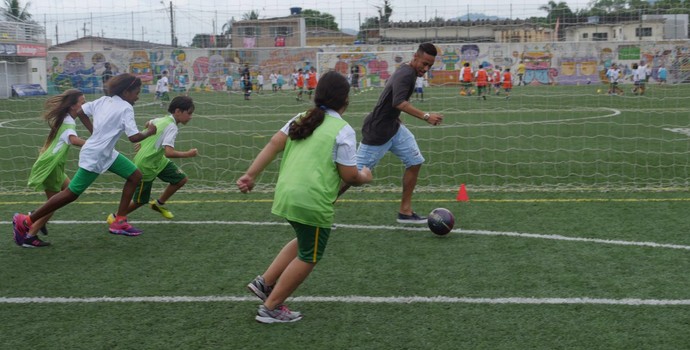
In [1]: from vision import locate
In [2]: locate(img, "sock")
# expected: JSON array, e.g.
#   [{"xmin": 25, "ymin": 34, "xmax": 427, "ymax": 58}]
[
  {"xmin": 25, "ymin": 214, "xmax": 33, "ymax": 227},
  {"xmin": 115, "ymin": 215, "xmax": 127, "ymax": 223}
]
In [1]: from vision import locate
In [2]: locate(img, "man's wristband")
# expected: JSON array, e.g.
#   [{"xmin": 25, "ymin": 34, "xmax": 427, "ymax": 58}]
[{"xmin": 423, "ymin": 113, "xmax": 430, "ymax": 121}]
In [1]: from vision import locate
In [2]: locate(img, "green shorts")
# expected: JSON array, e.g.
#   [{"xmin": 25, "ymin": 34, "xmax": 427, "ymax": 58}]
[
  {"xmin": 289, "ymin": 220, "xmax": 331, "ymax": 263},
  {"xmin": 68, "ymin": 154, "xmax": 138, "ymax": 196},
  {"xmin": 133, "ymin": 162, "xmax": 187, "ymax": 204}
]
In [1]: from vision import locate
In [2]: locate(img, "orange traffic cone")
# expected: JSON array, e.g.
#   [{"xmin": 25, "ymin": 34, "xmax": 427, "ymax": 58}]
[{"xmin": 456, "ymin": 184, "xmax": 469, "ymax": 201}]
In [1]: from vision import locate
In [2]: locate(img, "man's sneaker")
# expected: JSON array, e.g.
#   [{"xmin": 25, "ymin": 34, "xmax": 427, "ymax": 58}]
[
  {"xmin": 109, "ymin": 220, "xmax": 143, "ymax": 236},
  {"xmin": 396, "ymin": 212, "xmax": 427, "ymax": 224},
  {"xmin": 150, "ymin": 200, "xmax": 174, "ymax": 219},
  {"xmin": 29, "ymin": 211, "xmax": 48, "ymax": 235},
  {"xmin": 22, "ymin": 235, "xmax": 50, "ymax": 248},
  {"xmin": 247, "ymin": 275, "xmax": 273, "ymax": 301},
  {"xmin": 106, "ymin": 213, "xmax": 116, "ymax": 225},
  {"xmin": 12, "ymin": 213, "xmax": 31, "ymax": 246},
  {"xmin": 255, "ymin": 304, "xmax": 303, "ymax": 324}
]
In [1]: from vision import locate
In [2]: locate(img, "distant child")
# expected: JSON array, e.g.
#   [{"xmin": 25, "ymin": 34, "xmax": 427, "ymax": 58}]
[
  {"xmin": 12, "ymin": 73, "xmax": 158, "ymax": 245},
  {"xmin": 295, "ymin": 68, "xmax": 304, "ymax": 101},
  {"xmin": 269, "ymin": 72, "xmax": 278, "ymax": 92},
  {"xmin": 107, "ymin": 96, "xmax": 198, "ymax": 224},
  {"xmin": 502, "ymin": 68, "xmax": 513, "ymax": 99},
  {"xmin": 225, "ymin": 74, "xmax": 234, "ymax": 93},
  {"xmin": 257, "ymin": 72, "xmax": 265, "ymax": 94},
  {"xmin": 658, "ymin": 65, "xmax": 668, "ymax": 85},
  {"xmin": 306, "ymin": 67, "xmax": 318, "ymax": 100},
  {"xmin": 475, "ymin": 64, "xmax": 489, "ymax": 100},
  {"xmin": 21, "ymin": 89, "xmax": 87, "ymax": 247},
  {"xmin": 277, "ymin": 73, "xmax": 285, "ymax": 90},
  {"xmin": 459, "ymin": 62, "xmax": 473, "ymax": 95},
  {"xmin": 237, "ymin": 71, "xmax": 372, "ymax": 323},
  {"xmin": 631, "ymin": 63, "xmax": 644, "ymax": 95},
  {"xmin": 177, "ymin": 74, "xmax": 188, "ymax": 96},
  {"xmin": 415, "ymin": 75, "xmax": 425, "ymax": 101},
  {"xmin": 155, "ymin": 70, "xmax": 170, "ymax": 107},
  {"xmin": 607, "ymin": 63, "xmax": 624, "ymax": 95},
  {"xmin": 492, "ymin": 66, "xmax": 502, "ymax": 95}
]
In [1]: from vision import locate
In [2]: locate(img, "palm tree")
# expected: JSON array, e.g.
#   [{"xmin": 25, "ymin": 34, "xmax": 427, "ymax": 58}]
[
  {"xmin": 221, "ymin": 16, "xmax": 234, "ymax": 35},
  {"xmin": 2, "ymin": 0, "xmax": 32, "ymax": 21},
  {"xmin": 242, "ymin": 10, "xmax": 259, "ymax": 21}
]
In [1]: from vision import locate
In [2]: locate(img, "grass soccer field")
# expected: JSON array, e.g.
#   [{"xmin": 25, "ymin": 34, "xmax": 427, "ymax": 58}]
[{"xmin": 1, "ymin": 84, "xmax": 689, "ymax": 348}]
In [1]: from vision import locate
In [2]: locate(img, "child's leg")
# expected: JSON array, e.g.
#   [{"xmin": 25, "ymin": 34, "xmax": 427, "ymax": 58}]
[
  {"xmin": 28, "ymin": 189, "xmax": 79, "ymax": 223},
  {"xmin": 158, "ymin": 177, "xmax": 187, "ymax": 204},
  {"xmin": 264, "ymin": 257, "xmax": 315, "ymax": 310},
  {"xmin": 117, "ymin": 170, "xmax": 142, "ymax": 217},
  {"xmin": 262, "ymin": 238, "xmax": 298, "ymax": 286},
  {"xmin": 28, "ymin": 189, "xmax": 61, "ymax": 236}
]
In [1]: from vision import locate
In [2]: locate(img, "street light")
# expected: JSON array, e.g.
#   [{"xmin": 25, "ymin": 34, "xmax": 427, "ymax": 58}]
[{"xmin": 161, "ymin": 1, "xmax": 176, "ymax": 47}]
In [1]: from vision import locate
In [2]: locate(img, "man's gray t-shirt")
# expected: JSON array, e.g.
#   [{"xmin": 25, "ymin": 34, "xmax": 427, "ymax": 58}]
[{"xmin": 361, "ymin": 63, "xmax": 416, "ymax": 145}]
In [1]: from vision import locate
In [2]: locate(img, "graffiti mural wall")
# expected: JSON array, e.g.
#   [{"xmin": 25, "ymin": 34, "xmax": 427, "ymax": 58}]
[{"xmin": 46, "ymin": 40, "xmax": 690, "ymax": 94}]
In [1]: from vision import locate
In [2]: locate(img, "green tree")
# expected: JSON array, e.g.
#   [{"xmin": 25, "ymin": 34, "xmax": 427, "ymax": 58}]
[
  {"xmin": 221, "ymin": 16, "xmax": 234, "ymax": 35},
  {"xmin": 375, "ymin": 0, "xmax": 393, "ymax": 26},
  {"xmin": 242, "ymin": 10, "xmax": 259, "ymax": 20},
  {"xmin": 301, "ymin": 9, "xmax": 339, "ymax": 30},
  {"xmin": 2, "ymin": 0, "xmax": 32, "ymax": 21},
  {"xmin": 539, "ymin": 0, "xmax": 574, "ymax": 23}
]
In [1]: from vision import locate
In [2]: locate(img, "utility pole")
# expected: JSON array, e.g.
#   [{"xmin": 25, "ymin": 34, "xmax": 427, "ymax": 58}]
[{"xmin": 169, "ymin": 1, "xmax": 176, "ymax": 47}]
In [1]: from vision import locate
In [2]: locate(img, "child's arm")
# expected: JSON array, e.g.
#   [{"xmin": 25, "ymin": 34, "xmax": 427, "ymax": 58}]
[
  {"xmin": 164, "ymin": 146, "xmax": 198, "ymax": 158},
  {"xmin": 236, "ymin": 130, "xmax": 287, "ymax": 193},
  {"xmin": 128, "ymin": 122, "xmax": 157, "ymax": 143},
  {"xmin": 75, "ymin": 109, "xmax": 94, "ymax": 134},
  {"xmin": 68, "ymin": 135, "xmax": 86, "ymax": 147},
  {"xmin": 337, "ymin": 165, "xmax": 372, "ymax": 187}
]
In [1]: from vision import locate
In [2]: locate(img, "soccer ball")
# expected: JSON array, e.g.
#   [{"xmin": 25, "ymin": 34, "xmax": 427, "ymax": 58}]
[
  {"xmin": 427, "ymin": 208, "xmax": 455, "ymax": 236},
  {"xmin": 469, "ymin": 89, "xmax": 476, "ymax": 95},
  {"xmin": 459, "ymin": 90, "xmax": 467, "ymax": 96},
  {"xmin": 596, "ymin": 89, "xmax": 602, "ymax": 94}
]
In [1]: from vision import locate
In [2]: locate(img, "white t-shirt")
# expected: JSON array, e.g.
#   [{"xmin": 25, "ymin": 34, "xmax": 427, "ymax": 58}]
[
  {"xmin": 156, "ymin": 76, "xmax": 169, "ymax": 93},
  {"xmin": 79, "ymin": 95, "xmax": 140, "ymax": 173},
  {"xmin": 415, "ymin": 77, "xmax": 425, "ymax": 89},
  {"xmin": 280, "ymin": 110, "xmax": 357, "ymax": 166},
  {"xmin": 257, "ymin": 74, "xmax": 264, "ymax": 85}
]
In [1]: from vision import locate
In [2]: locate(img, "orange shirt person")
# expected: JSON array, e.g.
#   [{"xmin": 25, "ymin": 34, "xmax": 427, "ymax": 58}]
[{"xmin": 306, "ymin": 67, "xmax": 318, "ymax": 100}]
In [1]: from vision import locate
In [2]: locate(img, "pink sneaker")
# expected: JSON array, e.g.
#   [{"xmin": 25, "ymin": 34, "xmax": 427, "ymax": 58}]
[
  {"xmin": 108, "ymin": 219, "xmax": 143, "ymax": 236},
  {"xmin": 12, "ymin": 213, "xmax": 31, "ymax": 246}
]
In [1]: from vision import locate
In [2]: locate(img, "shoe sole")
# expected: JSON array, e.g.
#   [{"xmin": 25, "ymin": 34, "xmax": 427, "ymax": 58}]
[
  {"xmin": 247, "ymin": 283, "xmax": 267, "ymax": 301},
  {"xmin": 12, "ymin": 213, "xmax": 25, "ymax": 246},
  {"xmin": 396, "ymin": 219, "xmax": 428, "ymax": 224},
  {"xmin": 109, "ymin": 229, "xmax": 143, "ymax": 236},
  {"xmin": 255, "ymin": 315, "xmax": 303, "ymax": 324}
]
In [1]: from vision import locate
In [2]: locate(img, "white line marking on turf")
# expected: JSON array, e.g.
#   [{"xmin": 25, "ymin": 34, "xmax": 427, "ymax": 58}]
[
  {"xmin": 17, "ymin": 220, "xmax": 690, "ymax": 251},
  {"xmin": 0, "ymin": 296, "xmax": 688, "ymax": 306}
]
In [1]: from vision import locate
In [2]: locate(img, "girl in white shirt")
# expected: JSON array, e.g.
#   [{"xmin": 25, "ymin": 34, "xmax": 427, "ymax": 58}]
[{"xmin": 12, "ymin": 74, "xmax": 158, "ymax": 246}]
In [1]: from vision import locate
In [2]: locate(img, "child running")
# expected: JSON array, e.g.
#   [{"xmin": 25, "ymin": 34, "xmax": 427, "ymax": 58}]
[
  {"xmin": 237, "ymin": 71, "xmax": 373, "ymax": 323},
  {"xmin": 12, "ymin": 73, "xmax": 157, "ymax": 245},
  {"xmin": 106, "ymin": 96, "xmax": 198, "ymax": 223},
  {"xmin": 21, "ymin": 89, "xmax": 87, "ymax": 247}
]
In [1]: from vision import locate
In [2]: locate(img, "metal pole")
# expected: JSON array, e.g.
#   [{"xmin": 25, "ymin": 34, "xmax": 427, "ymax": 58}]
[{"xmin": 170, "ymin": 1, "xmax": 176, "ymax": 47}]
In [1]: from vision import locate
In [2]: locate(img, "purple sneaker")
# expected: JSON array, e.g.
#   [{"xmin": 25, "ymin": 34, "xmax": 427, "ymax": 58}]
[
  {"xmin": 109, "ymin": 220, "xmax": 143, "ymax": 236},
  {"xmin": 12, "ymin": 213, "xmax": 30, "ymax": 246}
]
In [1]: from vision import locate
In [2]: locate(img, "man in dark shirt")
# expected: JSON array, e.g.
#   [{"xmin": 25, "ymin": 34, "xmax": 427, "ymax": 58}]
[
  {"xmin": 102, "ymin": 62, "xmax": 113, "ymax": 94},
  {"xmin": 350, "ymin": 64, "xmax": 360, "ymax": 93},
  {"xmin": 340, "ymin": 42, "xmax": 444, "ymax": 224}
]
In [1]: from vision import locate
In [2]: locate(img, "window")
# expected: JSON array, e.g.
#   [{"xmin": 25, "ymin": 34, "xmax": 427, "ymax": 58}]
[
  {"xmin": 592, "ymin": 32, "xmax": 608, "ymax": 41},
  {"xmin": 635, "ymin": 27, "xmax": 653, "ymax": 37},
  {"xmin": 237, "ymin": 26, "xmax": 260, "ymax": 37},
  {"xmin": 270, "ymin": 26, "xmax": 293, "ymax": 37},
  {"xmin": 582, "ymin": 33, "xmax": 589, "ymax": 39}
]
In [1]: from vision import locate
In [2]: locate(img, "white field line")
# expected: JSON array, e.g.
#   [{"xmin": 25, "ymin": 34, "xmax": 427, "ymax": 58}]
[
  {"xmin": 9, "ymin": 220, "xmax": 690, "ymax": 251},
  {"xmin": 1, "ymin": 295, "xmax": 688, "ymax": 306}
]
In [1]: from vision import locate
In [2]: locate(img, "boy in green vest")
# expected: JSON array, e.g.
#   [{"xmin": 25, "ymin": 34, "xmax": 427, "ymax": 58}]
[{"xmin": 107, "ymin": 96, "xmax": 198, "ymax": 224}]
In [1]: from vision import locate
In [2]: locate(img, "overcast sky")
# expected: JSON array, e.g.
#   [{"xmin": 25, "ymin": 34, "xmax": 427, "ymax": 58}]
[{"xmin": 28, "ymin": 0, "xmax": 592, "ymax": 46}]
